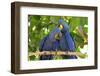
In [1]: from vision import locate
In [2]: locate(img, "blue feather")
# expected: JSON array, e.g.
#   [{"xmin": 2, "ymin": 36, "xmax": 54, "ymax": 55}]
[{"xmin": 64, "ymin": 32, "xmax": 75, "ymax": 51}]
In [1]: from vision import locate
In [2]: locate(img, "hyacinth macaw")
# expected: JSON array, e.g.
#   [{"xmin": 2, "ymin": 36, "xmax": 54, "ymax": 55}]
[
  {"xmin": 58, "ymin": 19, "xmax": 77, "ymax": 59},
  {"xmin": 39, "ymin": 27, "xmax": 62, "ymax": 60}
]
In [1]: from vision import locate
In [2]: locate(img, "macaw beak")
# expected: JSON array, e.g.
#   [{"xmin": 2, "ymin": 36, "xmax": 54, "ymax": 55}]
[{"xmin": 59, "ymin": 24, "xmax": 63, "ymax": 30}]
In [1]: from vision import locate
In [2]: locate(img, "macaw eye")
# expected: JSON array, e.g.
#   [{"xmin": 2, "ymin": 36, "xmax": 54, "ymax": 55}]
[{"xmin": 59, "ymin": 24, "xmax": 63, "ymax": 30}]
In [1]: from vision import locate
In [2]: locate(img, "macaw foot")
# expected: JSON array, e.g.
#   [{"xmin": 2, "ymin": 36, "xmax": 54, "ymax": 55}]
[{"xmin": 40, "ymin": 55, "xmax": 53, "ymax": 60}]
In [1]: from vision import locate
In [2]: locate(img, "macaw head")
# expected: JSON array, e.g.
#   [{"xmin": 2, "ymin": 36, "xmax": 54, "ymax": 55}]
[
  {"xmin": 49, "ymin": 28, "xmax": 62, "ymax": 42},
  {"xmin": 58, "ymin": 19, "xmax": 69, "ymax": 33}
]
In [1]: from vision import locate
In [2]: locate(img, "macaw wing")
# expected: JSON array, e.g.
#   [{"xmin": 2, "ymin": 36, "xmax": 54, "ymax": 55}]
[
  {"xmin": 59, "ymin": 35, "xmax": 69, "ymax": 51},
  {"xmin": 64, "ymin": 32, "xmax": 75, "ymax": 51},
  {"xmin": 39, "ymin": 36, "xmax": 48, "ymax": 51},
  {"xmin": 60, "ymin": 32, "xmax": 77, "ymax": 59}
]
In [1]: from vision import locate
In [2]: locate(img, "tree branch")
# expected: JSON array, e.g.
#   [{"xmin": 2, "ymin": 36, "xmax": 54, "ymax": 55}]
[{"xmin": 29, "ymin": 51, "xmax": 87, "ymax": 58}]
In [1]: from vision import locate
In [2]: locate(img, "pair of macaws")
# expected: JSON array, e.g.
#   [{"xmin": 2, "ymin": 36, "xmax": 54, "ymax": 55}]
[{"xmin": 39, "ymin": 19, "xmax": 77, "ymax": 60}]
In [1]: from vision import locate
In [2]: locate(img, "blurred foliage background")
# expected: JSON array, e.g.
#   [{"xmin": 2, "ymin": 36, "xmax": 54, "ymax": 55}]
[{"xmin": 28, "ymin": 15, "xmax": 88, "ymax": 61}]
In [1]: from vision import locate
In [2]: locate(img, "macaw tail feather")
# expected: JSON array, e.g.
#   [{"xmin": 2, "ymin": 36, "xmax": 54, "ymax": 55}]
[
  {"xmin": 62, "ymin": 55, "xmax": 77, "ymax": 59},
  {"xmin": 68, "ymin": 56, "xmax": 77, "ymax": 59},
  {"xmin": 40, "ymin": 55, "xmax": 53, "ymax": 60}
]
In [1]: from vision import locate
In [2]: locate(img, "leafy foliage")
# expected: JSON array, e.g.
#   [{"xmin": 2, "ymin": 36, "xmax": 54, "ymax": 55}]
[{"xmin": 28, "ymin": 15, "xmax": 88, "ymax": 60}]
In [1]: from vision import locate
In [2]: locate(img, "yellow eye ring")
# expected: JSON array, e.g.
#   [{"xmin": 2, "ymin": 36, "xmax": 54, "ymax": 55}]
[{"xmin": 59, "ymin": 24, "xmax": 63, "ymax": 30}]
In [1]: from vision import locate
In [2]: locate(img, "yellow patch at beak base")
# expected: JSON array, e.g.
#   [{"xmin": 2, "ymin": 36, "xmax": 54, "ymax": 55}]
[
  {"xmin": 59, "ymin": 24, "xmax": 63, "ymax": 30},
  {"xmin": 55, "ymin": 34, "xmax": 60, "ymax": 40}
]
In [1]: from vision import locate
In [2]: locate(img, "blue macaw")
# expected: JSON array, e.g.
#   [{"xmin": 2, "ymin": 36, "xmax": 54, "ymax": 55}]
[
  {"xmin": 39, "ymin": 18, "xmax": 77, "ymax": 60},
  {"xmin": 39, "ymin": 27, "xmax": 62, "ymax": 60},
  {"xmin": 58, "ymin": 19, "xmax": 77, "ymax": 59}
]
